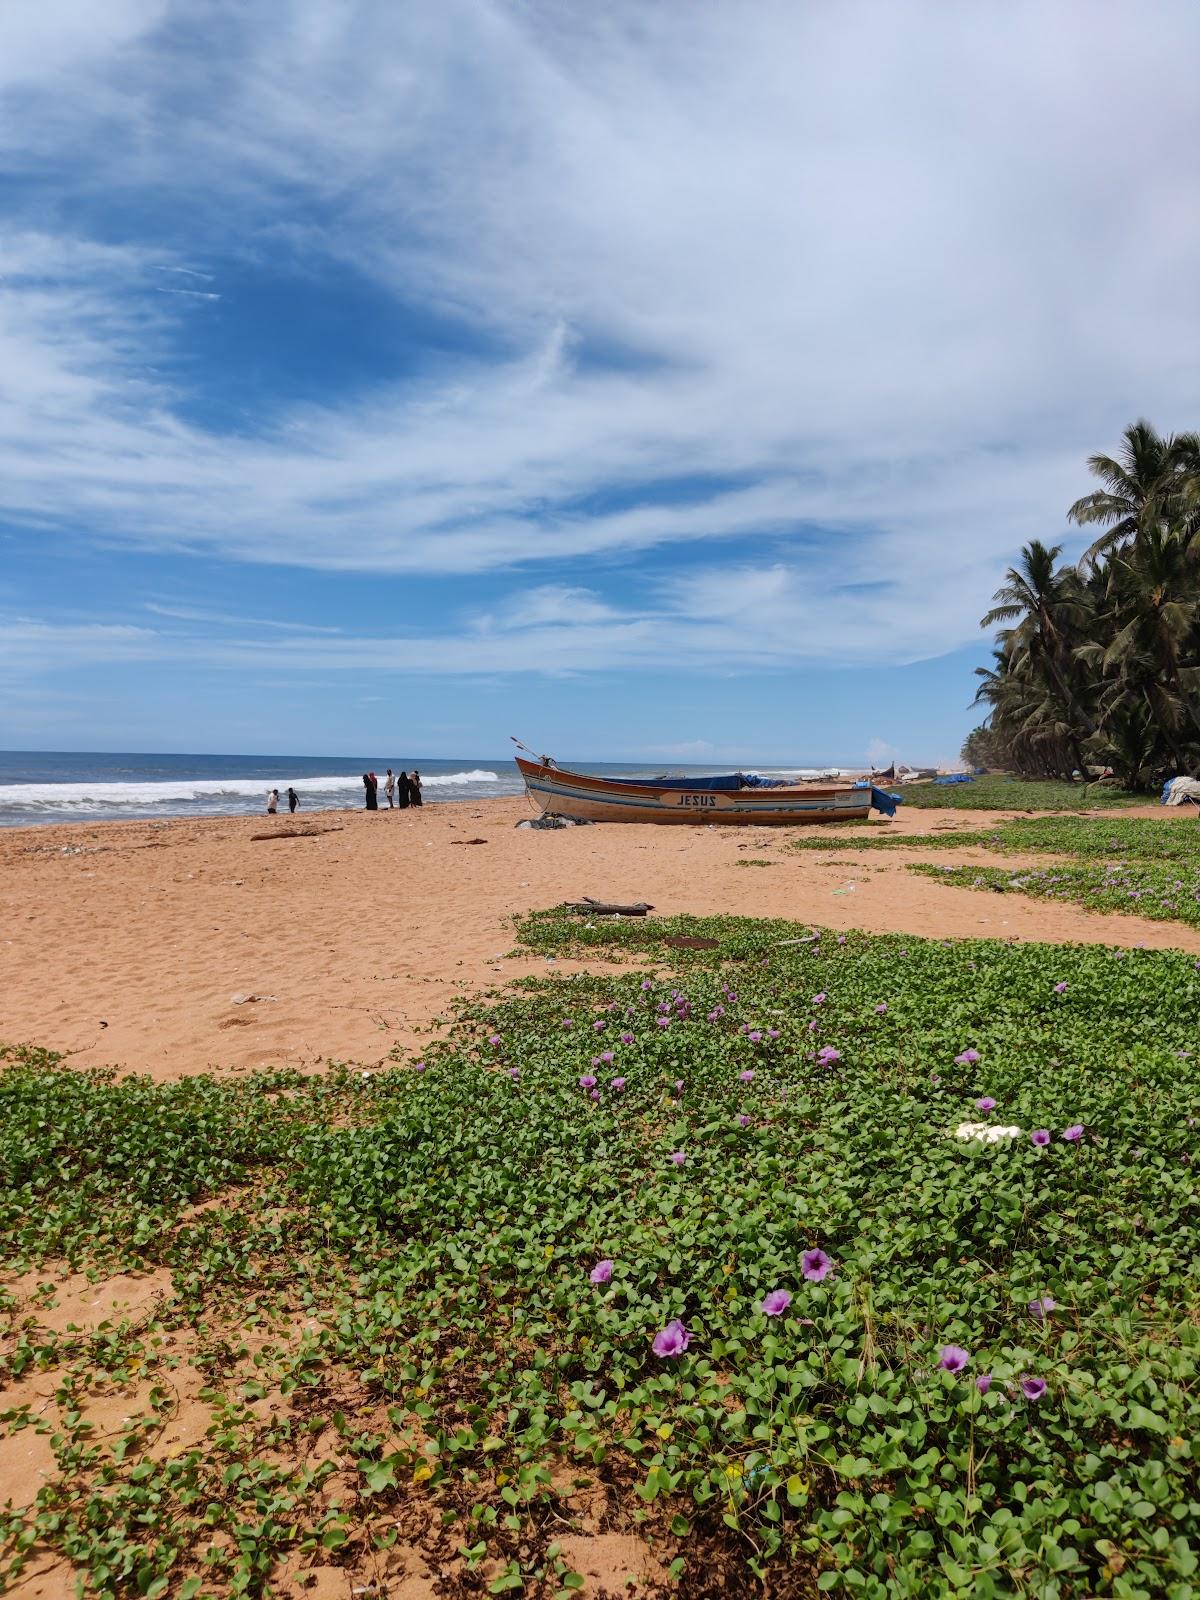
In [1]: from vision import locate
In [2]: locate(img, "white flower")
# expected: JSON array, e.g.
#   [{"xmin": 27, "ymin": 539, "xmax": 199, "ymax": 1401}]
[{"xmin": 953, "ymin": 1121, "xmax": 1021, "ymax": 1144}]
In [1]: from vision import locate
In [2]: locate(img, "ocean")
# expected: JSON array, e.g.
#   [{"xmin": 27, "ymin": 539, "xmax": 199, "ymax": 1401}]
[{"xmin": 0, "ymin": 751, "xmax": 852, "ymax": 828}]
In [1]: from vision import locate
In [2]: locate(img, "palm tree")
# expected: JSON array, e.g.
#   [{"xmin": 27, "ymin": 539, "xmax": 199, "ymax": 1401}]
[
  {"xmin": 1097, "ymin": 522, "xmax": 1200, "ymax": 751},
  {"xmin": 1068, "ymin": 419, "xmax": 1200, "ymax": 568},
  {"xmin": 981, "ymin": 541, "xmax": 1093, "ymax": 768},
  {"xmin": 976, "ymin": 423, "xmax": 1200, "ymax": 790}
]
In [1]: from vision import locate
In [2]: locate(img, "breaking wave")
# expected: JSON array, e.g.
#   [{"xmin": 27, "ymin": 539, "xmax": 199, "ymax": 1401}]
[{"xmin": 0, "ymin": 770, "xmax": 501, "ymax": 810}]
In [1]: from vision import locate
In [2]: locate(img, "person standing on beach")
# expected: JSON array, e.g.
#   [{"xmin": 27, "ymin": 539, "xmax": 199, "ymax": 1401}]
[
  {"xmin": 394, "ymin": 770, "xmax": 410, "ymax": 809},
  {"xmin": 384, "ymin": 768, "xmax": 395, "ymax": 808},
  {"xmin": 363, "ymin": 773, "xmax": 378, "ymax": 811},
  {"xmin": 409, "ymin": 769, "xmax": 423, "ymax": 807},
  {"xmin": 287, "ymin": 787, "xmax": 299, "ymax": 813},
  {"xmin": 266, "ymin": 788, "xmax": 279, "ymax": 814}
]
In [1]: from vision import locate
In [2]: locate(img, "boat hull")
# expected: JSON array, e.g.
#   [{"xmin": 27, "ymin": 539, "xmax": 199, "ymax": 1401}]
[{"xmin": 516, "ymin": 759, "xmax": 873, "ymax": 825}]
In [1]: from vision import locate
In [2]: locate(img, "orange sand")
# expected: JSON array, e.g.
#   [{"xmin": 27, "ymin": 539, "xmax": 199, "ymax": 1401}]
[{"xmin": 1, "ymin": 799, "xmax": 1195, "ymax": 1079}]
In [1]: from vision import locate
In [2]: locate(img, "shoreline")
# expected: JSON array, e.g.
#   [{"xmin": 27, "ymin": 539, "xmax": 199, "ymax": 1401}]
[{"xmin": 2, "ymin": 797, "xmax": 1196, "ymax": 1082}]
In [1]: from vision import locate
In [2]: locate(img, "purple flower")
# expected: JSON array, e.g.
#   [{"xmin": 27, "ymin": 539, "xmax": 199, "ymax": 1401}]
[
  {"xmin": 599, "ymin": 1051, "xmax": 614, "ymax": 1063},
  {"xmin": 1031, "ymin": 1129, "xmax": 1050, "ymax": 1147},
  {"xmin": 836, "ymin": 935, "xmax": 846, "ymax": 945},
  {"xmin": 656, "ymin": 1017, "xmax": 671, "ymax": 1029},
  {"xmin": 738, "ymin": 1114, "xmax": 750, "ymax": 1127},
  {"xmin": 929, "ymin": 1073, "xmax": 941, "ymax": 1085},
  {"xmin": 747, "ymin": 1030, "xmax": 763, "ymax": 1043},
  {"xmin": 561, "ymin": 1019, "xmax": 572, "ymax": 1029},
  {"xmin": 589, "ymin": 1259, "xmax": 614, "ymax": 1285},
  {"xmin": 1062, "ymin": 1124, "xmax": 1084, "ymax": 1142},
  {"xmin": 593, "ymin": 1021, "xmax": 605, "ymax": 1033},
  {"xmin": 975, "ymin": 1374, "xmax": 992, "ymax": 1395},
  {"xmin": 507, "ymin": 1067, "xmax": 521, "ymax": 1080},
  {"xmin": 589, "ymin": 1088, "xmax": 600, "ymax": 1101},
  {"xmin": 578, "ymin": 1074, "xmax": 597, "ymax": 1089},
  {"xmin": 955, "ymin": 1049, "xmax": 980, "ymax": 1066},
  {"xmin": 1028, "ymin": 1295, "xmax": 1056, "ymax": 1322},
  {"xmin": 739, "ymin": 1069, "xmax": 755, "ymax": 1083},
  {"xmin": 1020, "ymin": 1377, "xmax": 1047, "ymax": 1401},
  {"xmin": 641, "ymin": 979, "xmax": 653, "ymax": 990},
  {"xmin": 706, "ymin": 1009, "xmax": 722, "ymax": 1023},
  {"xmin": 975, "ymin": 1096, "xmax": 997, "ymax": 1112},
  {"xmin": 670, "ymin": 1151, "xmax": 687, "ymax": 1167},
  {"xmin": 414, "ymin": 1061, "xmax": 426, "ymax": 1073},
  {"xmin": 767, "ymin": 1027, "xmax": 780, "ymax": 1039},
  {"xmin": 874, "ymin": 1003, "xmax": 888, "ymax": 1015},
  {"xmin": 812, "ymin": 993, "xmax": 827, "ymax": 1006},
  {"xmin": 761, "ymin": 1289, "xmax": 792, "ymax": 1317},
  {"xmin": 801, "ymin": 1248, "xmax": 832, "ymax": 1282},
  {"xmin": 488, "ymin": 1034, "xmax": 502, "ymax": 1046},
  {"xmin": 652, "ymin": 1319, "xmax": 690, "ymax": 1358},
  {"xmin": 620, "ymin": 1033, "xmax": 634, "ymax": 1044},
  {"xmin": 610, "ymin": 1076, "xmax": 626, "ymax": 1091},
  {"xmin": 1054, "ymin": 982, "xmax": 1068, "ymax": 994},
  {"xmin": 807, "ymin": 1019, "xmax": 819, "ymax": 1032},
  {"xmin": 817, "ymin": 1047, "xmax": 841, "ymax": 1066},
  {"xmin": 938, "ymin": 1345, "xmax": 970, "ymax": 1374},
  {"xmin": 674, "ymin": 1079, "xmax": 685, "ymax": 1092}
]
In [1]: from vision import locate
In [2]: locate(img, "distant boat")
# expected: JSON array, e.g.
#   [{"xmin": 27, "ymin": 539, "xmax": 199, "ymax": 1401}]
[{"xmin": 514, "ymin": 756, "xmax": 885, "ymax": 825}]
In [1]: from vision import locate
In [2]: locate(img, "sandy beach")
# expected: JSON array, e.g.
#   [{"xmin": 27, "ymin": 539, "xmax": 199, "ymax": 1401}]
[
  {"xmin": 4, "ymin": 796, "xmax": 1199, "ymax": 1598},
  {"xmin": 2, "ymin": 798, "xmax": 1193, "ymax": 1080}
]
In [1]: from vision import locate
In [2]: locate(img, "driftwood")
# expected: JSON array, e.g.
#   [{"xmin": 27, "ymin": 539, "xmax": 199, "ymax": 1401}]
[
  {"xmin": 250, "ymin": 827, "xmax": 344, "ymax": 842},
  {"xmin": 562, "ymin": 896, "xmax": 654, "ymax": 917}
]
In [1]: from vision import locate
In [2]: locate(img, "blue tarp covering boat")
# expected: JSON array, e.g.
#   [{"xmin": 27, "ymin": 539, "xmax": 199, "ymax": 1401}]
[{"xmin": 600, "ymin": 772, "xmax": 788, "ymax": 792}]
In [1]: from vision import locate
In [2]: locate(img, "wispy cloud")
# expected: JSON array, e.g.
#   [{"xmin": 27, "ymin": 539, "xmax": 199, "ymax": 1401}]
[
  {"xmin": 0, "ymin": 0, "xmax": 1197, "ymax": 673},
  {"xmin": 143, "ymin": 603, "xmax": 340, "ymax": 633}
]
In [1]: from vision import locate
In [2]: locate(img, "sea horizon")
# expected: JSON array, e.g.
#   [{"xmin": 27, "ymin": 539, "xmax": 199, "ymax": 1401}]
[{"xmin": 0, "ymin": 748, "xmax": 876, "ymax": 827}]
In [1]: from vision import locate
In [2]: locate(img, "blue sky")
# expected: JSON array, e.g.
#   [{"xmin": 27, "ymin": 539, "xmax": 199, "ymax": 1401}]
[{"xmin": 1, "ymin": 0, "xmax": 1197, "ymax": 765}]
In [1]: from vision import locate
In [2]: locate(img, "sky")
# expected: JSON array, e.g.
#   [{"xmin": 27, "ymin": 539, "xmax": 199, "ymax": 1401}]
[{"xmin": 1, "ymin": 0, "xmax": 1197, "ymax": 766}]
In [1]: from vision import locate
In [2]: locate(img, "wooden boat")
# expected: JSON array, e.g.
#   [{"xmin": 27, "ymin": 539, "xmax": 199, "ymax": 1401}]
[{"xmin": 515, "ymin": 756, "xmax": 883, "ymax": 825}]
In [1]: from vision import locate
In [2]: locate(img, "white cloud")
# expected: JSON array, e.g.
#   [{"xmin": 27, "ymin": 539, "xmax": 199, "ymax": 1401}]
[
  {"xmin": 0, "ymin": 619, "xmax": 162, "ymax": 678},
  {"xmin": 0, "ymin": 0, "xmax": 1197, "ymax": 669},
  {"xmin": 480, "ymin": 585, "xmax": 625, "ymax": 631},
  {"xmin": 143, "ymin": 603, "xmax": 341, "ymax": 633},
  {"xmin": 0, "ymin": 0, "xmax": 167, "ymax": 91}
]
